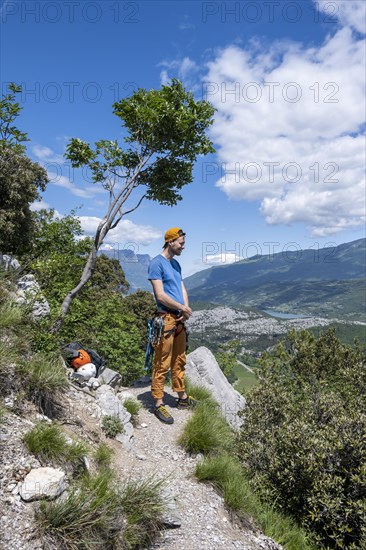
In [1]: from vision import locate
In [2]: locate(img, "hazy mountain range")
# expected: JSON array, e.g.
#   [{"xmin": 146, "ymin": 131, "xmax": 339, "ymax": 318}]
[{"xmin": 184, "ymin": 239, "xmax": 365, "ymax": 319}]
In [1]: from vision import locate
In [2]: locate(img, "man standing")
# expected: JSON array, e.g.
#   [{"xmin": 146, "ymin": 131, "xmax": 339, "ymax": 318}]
[{"xmin": 148, "ymin": 227, "xmax": 195, "ymax": 424}]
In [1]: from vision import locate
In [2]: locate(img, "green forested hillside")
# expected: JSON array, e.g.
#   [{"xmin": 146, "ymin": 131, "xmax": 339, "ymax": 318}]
[{"xmin": 185, "ymin": 239, "xmax": 366, "ymax": 319}]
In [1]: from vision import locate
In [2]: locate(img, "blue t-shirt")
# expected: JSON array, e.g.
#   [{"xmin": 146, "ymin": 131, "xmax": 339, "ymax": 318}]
[{"xmin": 148, "ymin": 254, "xmax": 184, "ymax": 312}]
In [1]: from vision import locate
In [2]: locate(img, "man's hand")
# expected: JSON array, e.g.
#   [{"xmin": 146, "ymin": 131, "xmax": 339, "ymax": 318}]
[{"xmin": 178, "ymin": 305, "xmax": 192, "ymax": 322}]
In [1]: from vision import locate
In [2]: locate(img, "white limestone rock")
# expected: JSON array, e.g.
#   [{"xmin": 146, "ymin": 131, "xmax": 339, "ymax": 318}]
[
  {"xmin": 97, "ymin": 367, "xmax": 122, "ymax": 388},
  {"xmin": 16, "ymin": 274, "xmax": 50, "ymax": 320},
  {"xmin": 0, "ymin": 254, "xmax": 21, "ymax": 271},
  {"xmin": 87, "ymin": 377, "xmax": 100, "ymax": 390},
  {"xmin": 20, "ymin": 467, "xmax": 66, "ymax": 501},
  {"xmin": 186, "ymin": 346, "xmax": 246, "ymax": 430}
]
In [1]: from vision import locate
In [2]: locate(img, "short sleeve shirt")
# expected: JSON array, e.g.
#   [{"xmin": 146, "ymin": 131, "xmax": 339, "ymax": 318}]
[{"xmin": 148, "ymin": 254, "xmax": 184, "ymax": 312}]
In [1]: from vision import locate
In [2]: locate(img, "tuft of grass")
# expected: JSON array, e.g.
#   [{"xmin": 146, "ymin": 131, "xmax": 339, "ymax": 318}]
[
  {"xmin": 196, "ymin": 453, "xmax": 315, "ymax": 550},
  {"xmin": 35, "ymin": 470, "xmax": 123, "ymax": 550},
  {"xmin": 23, "ymin": 422, "xmax": 66, "ymax": 461},
  {"xmin": 118, "ymin": 477, "xmax": 165, "ymax": 549},
  {"xmin": 35, "ymin": 471, "xmax": 166, "ymax": 550},
  {"xmin": 20, "ymin": 353, "xmax": 68, "ymax": 417},
  {"xmin": 123, "ymin": 397, "xmax": 141, "ymax": 426},
  {"xmin": 0, "ymin": 337, "xmax": 22, "ymax": 370},
  {"xmin": 178, "ymin": 401, "xmax": 234, "ymax": 454},
  {"xmin": 94, "ymin": 443, "xmax": 114, "ymax": 470},
  {"xmin": 102, "ymin": 415, "xmax": 123, "ymax": 438},
  {"xmin": 23, "ymin": 421, "xmax": 88, "ymax": 472},
  {"xmin": 0, "ymin": 300, "xmax": 24, "ymax": 330},
  {"xmin": 184, "ymin": 379, "xmax": 216, "ymax": 405}
]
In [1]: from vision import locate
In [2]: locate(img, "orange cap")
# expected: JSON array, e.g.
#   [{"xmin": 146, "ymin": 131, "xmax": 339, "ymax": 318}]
[{"xmin": 164, "ymin": 227, "xmax": 185, "ymax": 243}]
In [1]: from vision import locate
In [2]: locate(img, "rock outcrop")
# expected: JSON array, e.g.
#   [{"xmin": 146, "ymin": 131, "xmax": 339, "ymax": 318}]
[
  {"xmin": 186, "ymin": 346, "xmax": 246, "ymax": 430},
  {"xmin": 0, "ymin": 253, "xmax": 21, "ymax": 271},
  {"xmin": 0, "ymin": 254, "xmax": 50, "ymax": 320},
  {"xmin": 16, "ymin": 274, "xmax": 50, "ymax": 320}
]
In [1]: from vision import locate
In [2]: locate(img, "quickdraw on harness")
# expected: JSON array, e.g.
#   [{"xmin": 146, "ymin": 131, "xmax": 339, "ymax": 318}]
[
  {"xmin": 144, "ymin": 316, "xmax": 165, "ymax": 373},
  {"xmin": 144, "ymin": 314, "xmax": 186, "ymax": 373}
]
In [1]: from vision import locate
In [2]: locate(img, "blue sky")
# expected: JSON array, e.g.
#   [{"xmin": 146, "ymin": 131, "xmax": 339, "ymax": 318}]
[{"xmin": 1, "ymin": 0, "xmax": 365, "ymax": 276}]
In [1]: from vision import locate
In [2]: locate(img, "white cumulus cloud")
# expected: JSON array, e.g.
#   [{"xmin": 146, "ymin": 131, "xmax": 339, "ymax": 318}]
[
  {"xmin": 32, "ymin": 145, "xmax": 64, "ymax": 164},
  {"xmin": 79, "ymin": 217, "xmax": 162, "ymax": 246},
  {"xmin": 159, "ymin": 57, "xmax": 199, "ymax": 88},
  {"xmin": 317, "ymin": 0, "xmax": 366, "ymax": 34},
  {"xmin": 32, "ymin": 144, "xmax": 107, "ymax": 200},
  {"xmin": 203, "ymin": 6, "xmax": 365, "ymax": 236},
  {"xmin": 203, "ymin": 252, "xmax": 241, "ymax": 266}
]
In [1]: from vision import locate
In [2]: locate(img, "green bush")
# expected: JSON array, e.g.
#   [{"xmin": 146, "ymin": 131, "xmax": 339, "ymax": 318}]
[
  {"xmin": 102, "ymin": 415, "xmax": 123, "ymax": 438},
  {"xmin": 20, "ymin": 353, "xmax": 68, "ymax": 417},
  {"xmin": 237, "ymin": 329, "xmax": 366, "ymax": 548},
  {"xmin": 35, "ymin": 471, "xmax": 165, "ymax": 549},
  {"xmin": 60, "ymin": 293, "xmax": 145, "ymax": 384},
  {"xmin": 23, "ymin": 421, "xmax": 88, "ymax": 472},
  {"xmin": 27, "ymin": 212, "xmax": 145, "ymax": 383}
]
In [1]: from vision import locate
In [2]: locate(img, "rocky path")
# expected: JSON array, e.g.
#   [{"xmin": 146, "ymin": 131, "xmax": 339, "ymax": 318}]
[
  {"xmin": 0, "ymin": 381, "xmax": 281, "ymax": 550},
  {"xmin": 113, "ymin": 381, "xmax": 280, "ymax": 550}
]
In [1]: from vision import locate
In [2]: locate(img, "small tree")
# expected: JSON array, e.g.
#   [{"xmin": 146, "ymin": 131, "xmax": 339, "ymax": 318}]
[
  {"xmin": 54, "ymin": 79, "xmax": 215, "ymax": 330},
  {"xmin": 0, "ymin": 84, "xmax": 48, "ymax": 254},
  {"xmin": 0, "ymin": 83, "xmax": 29, "ymax": 153}
]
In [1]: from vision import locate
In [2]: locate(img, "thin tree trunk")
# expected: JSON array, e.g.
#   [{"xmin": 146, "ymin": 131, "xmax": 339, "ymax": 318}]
[{"xmin": 51, "ymin": 219, "xmax": 108, "ymax": 333}]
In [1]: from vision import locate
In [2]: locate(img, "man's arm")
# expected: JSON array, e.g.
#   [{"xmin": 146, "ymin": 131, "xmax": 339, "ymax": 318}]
[
  {"xmin": 181, "ymin": 281, "xmax": 189, "ymax": 307},
  {"xmin": 151, "ymin": 279, "xmax": 192, "ymax": 318},
  {"xmin": 181, "ymin": 281, "xmax": 191, "ymax": 320}
]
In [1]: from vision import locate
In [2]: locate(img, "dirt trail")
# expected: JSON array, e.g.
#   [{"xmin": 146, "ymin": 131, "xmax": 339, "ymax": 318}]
[{"xmin": 111, "ymin": 382, "xmax": 280, "ymax": 550}]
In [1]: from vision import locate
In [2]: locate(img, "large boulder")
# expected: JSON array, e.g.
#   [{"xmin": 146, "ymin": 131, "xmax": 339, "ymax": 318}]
[{"xmin": 186, "ymin": 347, "xmax": 246, "ymax": 430}]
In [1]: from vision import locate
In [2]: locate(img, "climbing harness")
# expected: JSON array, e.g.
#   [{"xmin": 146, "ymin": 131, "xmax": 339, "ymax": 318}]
[{"xmin": 144, "ymin": 313, "xmax": 186, "ymax": 373}]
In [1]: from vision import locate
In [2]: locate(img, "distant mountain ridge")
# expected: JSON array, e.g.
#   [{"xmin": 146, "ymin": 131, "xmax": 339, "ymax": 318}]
[
  {"xmin": 100, "ymin": 249, "xmax": 151, "ymax": 293},
  {"xmin": 184, "ymin": 239, "xmax": 366, "ymax": 319}
]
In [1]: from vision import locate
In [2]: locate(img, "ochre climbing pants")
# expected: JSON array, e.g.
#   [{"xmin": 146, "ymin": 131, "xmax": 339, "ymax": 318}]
[{"xmin": 151, "ymin": 313, "xmax": 186, "ymax": 400}]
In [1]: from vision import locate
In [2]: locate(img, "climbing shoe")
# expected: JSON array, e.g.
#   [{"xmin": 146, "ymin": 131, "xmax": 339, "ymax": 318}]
[
  {"xmin": 177, "ymin": 395, "xmax": 197, "ymax": 409},
  {"xmin": 154, "ymin": 404, "xmax": 174, "ymax": 424}
]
